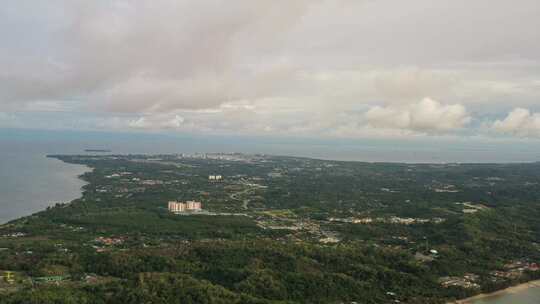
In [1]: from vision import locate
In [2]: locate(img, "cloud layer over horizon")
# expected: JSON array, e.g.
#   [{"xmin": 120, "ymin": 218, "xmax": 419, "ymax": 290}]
[{"xmin": 1, "ymin": 0, "xmax": 540, "ymax": 139}]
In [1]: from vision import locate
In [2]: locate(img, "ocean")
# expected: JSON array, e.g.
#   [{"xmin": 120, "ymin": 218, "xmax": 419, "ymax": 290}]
[{"xmin": 0, "ymin": 144, "xmax": 89, "ymax": 224}]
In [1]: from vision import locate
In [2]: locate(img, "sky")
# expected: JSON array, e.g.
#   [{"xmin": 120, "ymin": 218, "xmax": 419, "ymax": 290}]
[{"xmin": 1, "ymin": 0, "xmax": 540, "ymax": 141}]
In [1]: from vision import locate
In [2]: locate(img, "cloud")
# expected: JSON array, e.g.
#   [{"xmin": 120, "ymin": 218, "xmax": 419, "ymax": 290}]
[
  {"xmin": 128, "ymin": 117, "xmax": 149, "ymax": 129},
  {"xmin": 116, "ymin": 97, "xmax": 471, "ymax": 139},
  {"xmin": 0, "ymin": 1, "xmax": 540, "ymax": 140},
  {"xmin": 364, "ymin": 98, "xmax": 471, "ymax": 133},
  {"xmin": 492, "ymin": 108, "xmax": 540, "ymax": 137},
  {"xmin": 167, "ymin": 115, "xmax": 185, "ymax": 128},
  {"xmin": 128, "ymin": 114, "xmax": 186, "ymax": 130},
  {"xmin": 0, "ymin": 0, "xmax": 319, "ymax": 112}
]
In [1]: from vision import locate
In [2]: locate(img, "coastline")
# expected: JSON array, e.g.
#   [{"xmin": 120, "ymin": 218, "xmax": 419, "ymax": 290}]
[
  {"xmin": 46, "ymin": 155, "xmax": 92, "ymax": 204},
  {"xmin": 0, "ymin": 155, "xmax": 91, "ymax": 225},
  {"xmin": 448, "ymin": 280, "xmax": 540, "ymax": 303}
]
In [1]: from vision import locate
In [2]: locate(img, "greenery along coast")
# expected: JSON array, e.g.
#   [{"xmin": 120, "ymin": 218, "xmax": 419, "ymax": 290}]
[{"xmin": 1, "ymin": 153, "xmax": 540, "ymax": 304}]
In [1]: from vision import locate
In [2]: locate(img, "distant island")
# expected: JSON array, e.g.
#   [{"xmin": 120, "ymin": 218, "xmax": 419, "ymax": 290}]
[
  {"xmin": 1, "ymin": 153, "xmax": 539, "ymax": 303},
  {"xmin": 84, "ymin": 149, "xmax": 111, "ymax": 152}
]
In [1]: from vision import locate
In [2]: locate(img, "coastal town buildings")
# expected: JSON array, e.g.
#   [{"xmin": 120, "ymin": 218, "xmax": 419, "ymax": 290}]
[
  {"xmin": 439, "ymin": 275, "xmax": 480, "ymax": 289},
  {"xmin": 1, "ymin": 271, "xmax": 15, "ymax": 284},
  {"xmin": 94, "ymin": 236, "xmax": 124, "ymax": 246},
  {"xmin": 209, "ymin": 175, "xmax": 223, "ymax": 181},
  {"xmin": 168, "ymin": 201, "xmax": 185, "ymax": 213},
  {"xmin": 185, "ymin": 200, "xmax": 202, "ymax": 210},
  {"xmin": 168, "ymin": 200, "xmax": 202, "ymax": 213}
]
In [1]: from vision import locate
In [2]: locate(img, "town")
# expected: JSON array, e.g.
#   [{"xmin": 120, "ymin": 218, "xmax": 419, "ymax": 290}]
[{"xmin": 1, "ymin": 153, "xmax": 540, "ymax": 303}]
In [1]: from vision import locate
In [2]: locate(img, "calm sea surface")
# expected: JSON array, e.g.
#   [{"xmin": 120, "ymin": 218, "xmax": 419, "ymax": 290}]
[{"xmin": 0, "ymin": 149, "xmax": 89, "ymax": 224}]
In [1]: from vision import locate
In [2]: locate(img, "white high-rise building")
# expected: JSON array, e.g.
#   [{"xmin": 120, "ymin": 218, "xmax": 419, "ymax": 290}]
[
  {"xmin": 168, "ymin": 200, "xmax": 202, "ymax": 213},
  {"xmin": 168, "ymin": 201, "xmax": 185, "ymax": 213},
  {"xmin": 185, "ymin": 200, "xmax": 202, "ymax": 210}
]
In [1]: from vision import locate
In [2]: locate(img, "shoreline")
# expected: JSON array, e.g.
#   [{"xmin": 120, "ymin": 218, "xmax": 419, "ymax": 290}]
[
  {"xmin": 0, "ymin": 155, "xmax": 91, "ymax": 225},
  {"xmin": 448, "ymin": 280, "xmax": 540, "ymax": 303}
]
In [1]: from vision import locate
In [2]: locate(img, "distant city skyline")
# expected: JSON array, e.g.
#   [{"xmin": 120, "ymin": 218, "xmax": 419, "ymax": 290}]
[{"xmin": 1, "ymin": 1, "xmax": 540, "ymax": 141}]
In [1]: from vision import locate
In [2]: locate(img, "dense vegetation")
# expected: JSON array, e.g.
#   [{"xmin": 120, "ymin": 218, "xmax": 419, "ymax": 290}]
[{"xmin": 1, "ymin": 154, "xmax": 540, "ymax": 303}]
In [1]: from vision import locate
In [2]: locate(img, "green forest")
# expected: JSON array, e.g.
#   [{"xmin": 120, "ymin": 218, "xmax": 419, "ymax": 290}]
[{"xmin": 1, "ymin": 153, "xmax": 540, "ymax": 303}]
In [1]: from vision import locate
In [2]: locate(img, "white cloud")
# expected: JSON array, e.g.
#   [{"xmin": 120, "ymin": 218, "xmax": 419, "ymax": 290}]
[
  {"xmin": 128, "ymin": 117, "xmax": 149, "ymax": 129},
  {"xmin": 0, "ymin": 1, "xmax": 540, "ymax": 140},
  {"xmin": 166, "ymin": 115, "xmax": 185, "ymax": 128},
  {"xmin": 128, "ymin": 114, "xmax": 186, "ymax": 130},
  {"xmin": 492, "ymin": 108, "xmax": 540, "ymax": 137},
  {"xmin": 364, "ymin": 98, "xmax": 471, "ymax": 133},
  {"xmin": 117, "ymin": 97, "xmax": 471, "ymax": 138}
]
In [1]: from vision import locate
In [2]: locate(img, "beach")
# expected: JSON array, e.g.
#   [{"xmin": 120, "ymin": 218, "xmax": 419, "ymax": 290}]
[{"xmin": 448, "ymin": 280, "xmax": 540, "ymax": 303}]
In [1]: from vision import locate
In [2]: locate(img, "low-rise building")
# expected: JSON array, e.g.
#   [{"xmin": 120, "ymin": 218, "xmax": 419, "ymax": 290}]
[
  {"xmin": 2, "ymin": 271, "xmax": 15, "ymax": 284},
  {"xmin": 439, "ymin": 276, "xmax": 480, "ymax": 289},
  {"xmin": 94, "ymin": 236, "xmax": 124, "ymax": 246}
]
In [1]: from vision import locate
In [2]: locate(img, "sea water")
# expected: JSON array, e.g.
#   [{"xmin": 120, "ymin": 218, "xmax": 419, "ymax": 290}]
[{"xmin": 0, "ymin": 143, "xmax": 89, "ymax": 224}]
